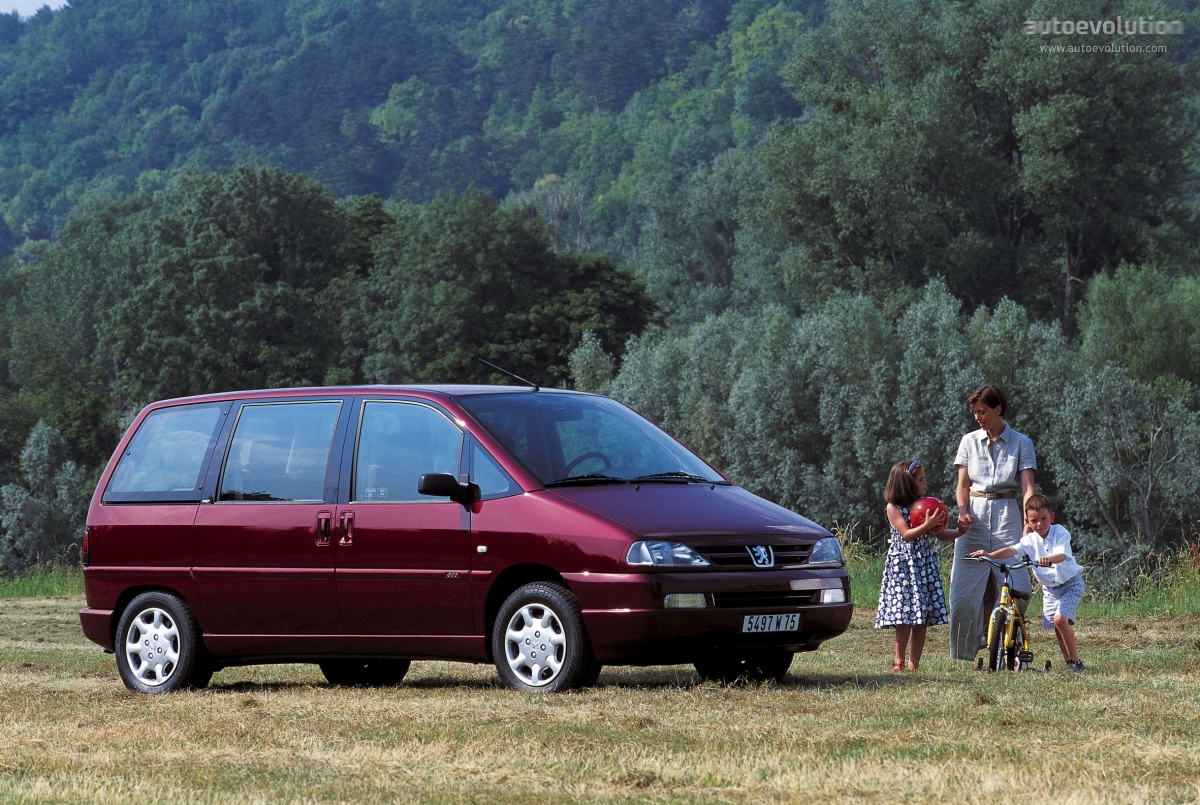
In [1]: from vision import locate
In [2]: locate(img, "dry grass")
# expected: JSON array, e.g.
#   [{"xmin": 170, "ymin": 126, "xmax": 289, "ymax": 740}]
[{"xmin": 2, "ymin": 597, "xmax": 1200, "ymax": 804}]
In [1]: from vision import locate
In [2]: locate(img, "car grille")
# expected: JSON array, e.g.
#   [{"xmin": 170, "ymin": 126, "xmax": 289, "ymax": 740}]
[
  {"xmin": 697, "ymin": 543, "xmax": 813, "ymax": 567},
  {"xmin": 712, "ymin": 590, "xmax": 816, "ymax": 609}
]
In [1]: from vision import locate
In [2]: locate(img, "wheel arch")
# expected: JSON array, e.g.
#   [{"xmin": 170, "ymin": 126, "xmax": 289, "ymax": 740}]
[
  {"xmin": 482, "ymin": 563, "xmax": 568, "ymax": 661},
  {"xmin": 111, "ymin": 585, "xmax": 204, "ymax": 646}
]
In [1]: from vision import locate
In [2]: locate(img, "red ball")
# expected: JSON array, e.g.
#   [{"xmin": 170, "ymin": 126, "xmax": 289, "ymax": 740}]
[{"xmin": 909, "ymin": 496, "xmax": 948, "ymax": 528}]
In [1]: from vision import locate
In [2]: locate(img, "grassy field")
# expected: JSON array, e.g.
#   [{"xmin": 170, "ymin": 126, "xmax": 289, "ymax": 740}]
[{"xmin": 2, "ymin": 594, "xmax": 1200, "ymax": 804}]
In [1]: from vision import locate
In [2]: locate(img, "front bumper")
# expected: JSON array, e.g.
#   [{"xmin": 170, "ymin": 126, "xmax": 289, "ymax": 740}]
[{"xmin": 562, "ymin": 568, "xmax": 853, "ymax": 664}]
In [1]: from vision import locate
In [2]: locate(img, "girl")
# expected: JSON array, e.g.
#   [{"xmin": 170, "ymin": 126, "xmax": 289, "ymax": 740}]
[{"xmin": 876, "ymin": 460, "xmax": 966, "ymax": 671}]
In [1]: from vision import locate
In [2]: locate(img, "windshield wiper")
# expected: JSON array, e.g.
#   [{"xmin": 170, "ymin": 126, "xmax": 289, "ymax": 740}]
[
  {"xmin": 630, "ymin": 472, "xmax": 710, "ymax": 483},
  {"xmin": 544, "ymin": 473, "xmax": 628, "ymax": 487}
]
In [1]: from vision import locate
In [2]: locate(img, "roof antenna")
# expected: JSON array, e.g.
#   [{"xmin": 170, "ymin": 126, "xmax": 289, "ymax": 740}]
[{"xmin": 477, "ymin": 358, "xmax": 539, "ymax": 392}]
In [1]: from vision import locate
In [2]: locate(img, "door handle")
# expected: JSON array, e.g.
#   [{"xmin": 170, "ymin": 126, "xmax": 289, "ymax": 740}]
[
  {"xmin": 339, "ymin": 511, "xmax": 354, "ymax": 546},
  {"xmin": 316, "ymin": 511, "xmax": 332, "ymax": 546}
]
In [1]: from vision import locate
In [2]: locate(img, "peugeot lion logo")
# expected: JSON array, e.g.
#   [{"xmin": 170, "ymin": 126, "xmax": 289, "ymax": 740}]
[{"xmin": 747, "ymin": 545, "xmax": 774, "ymax": 568}]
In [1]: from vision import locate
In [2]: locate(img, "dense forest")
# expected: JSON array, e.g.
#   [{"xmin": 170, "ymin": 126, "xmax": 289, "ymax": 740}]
[{"xmin": 1, "ymin": 0, "xmax": 1198, "ymax": 580}]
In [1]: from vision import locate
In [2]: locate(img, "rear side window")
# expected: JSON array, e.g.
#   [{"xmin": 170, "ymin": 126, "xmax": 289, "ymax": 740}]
[
  {"xmin": 104, "ymin": 403, "xmax": 224, "ymax": 503},
  {"xmin": 219, "ymin": 402, "xmax": 341, "ymax": 502},
  {"xmin": 354, "ymin": 402, "xmax": 463, "ymax": 502}
]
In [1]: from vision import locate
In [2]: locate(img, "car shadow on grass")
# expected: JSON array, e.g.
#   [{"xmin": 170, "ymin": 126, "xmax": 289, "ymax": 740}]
[
  {"xmin": 208, "ymin": 680, "xmax": 326, "ymax": 693},
  {"xmin": 399, "ymin": 676, "xmax": 504, "ymax": 690},
  {"xmin": 203, "ymin": 668, "xmax": 910, "ymax": 693},
  {"xmin": 591, "ymin": 670, "xmax": 911, "ymax": 691},
  {"xmin": 779, "ymin": 673, "xmax": 910, "ymax": 690}
]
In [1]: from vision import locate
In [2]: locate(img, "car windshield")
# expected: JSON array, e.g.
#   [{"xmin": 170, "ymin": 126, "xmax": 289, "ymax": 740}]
[{"xmin": 454, "ymin": 392, "xmax": 728, "ymax": 486}]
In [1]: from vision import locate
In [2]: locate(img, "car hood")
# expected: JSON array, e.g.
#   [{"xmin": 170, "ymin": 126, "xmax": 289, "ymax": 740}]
[{"xmin": 547, "ymin": 483, "xmax": 831, "ymax": 540}]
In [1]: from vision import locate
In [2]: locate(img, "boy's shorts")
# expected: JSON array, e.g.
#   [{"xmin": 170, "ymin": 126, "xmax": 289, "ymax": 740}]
[{"xmin": 1042, "ymin": 573, "xmax": 1084, "ymax": 629}]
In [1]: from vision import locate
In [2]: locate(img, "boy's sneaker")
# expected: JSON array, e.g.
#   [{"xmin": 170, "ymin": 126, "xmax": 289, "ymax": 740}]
[{"xmin": 1066, "ymin": 659, "xmax": 1085, "ymax": 672}]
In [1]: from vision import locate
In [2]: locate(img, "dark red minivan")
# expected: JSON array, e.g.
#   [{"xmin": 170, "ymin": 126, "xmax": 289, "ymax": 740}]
[{"xmin": 80, "ymin": 386, "xmax": 852, "ymax": 692}]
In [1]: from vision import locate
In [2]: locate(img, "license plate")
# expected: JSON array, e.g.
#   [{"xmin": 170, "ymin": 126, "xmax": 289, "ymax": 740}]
[{"xmin": 741, "ymin": 613, "xmax": 800, "ymax": 633}]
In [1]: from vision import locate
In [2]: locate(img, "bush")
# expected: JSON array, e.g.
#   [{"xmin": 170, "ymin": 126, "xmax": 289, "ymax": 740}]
[{"xmin": 0, "ymin": 421, "xmax": 87, "ymax": 575}]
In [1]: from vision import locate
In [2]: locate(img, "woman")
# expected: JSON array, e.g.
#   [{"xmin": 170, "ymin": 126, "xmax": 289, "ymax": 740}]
[{"xmin": 949, "ymin": 384, "xmax": 1037, "ymax": 661}]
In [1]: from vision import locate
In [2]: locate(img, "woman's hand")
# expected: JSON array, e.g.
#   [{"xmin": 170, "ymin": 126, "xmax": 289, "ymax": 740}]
[{"xmin": 956, "ymin": 512, "xmax": 973, "ymax": 531}]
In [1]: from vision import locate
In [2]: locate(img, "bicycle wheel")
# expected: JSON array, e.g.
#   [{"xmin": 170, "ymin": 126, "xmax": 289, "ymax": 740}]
[
  {"xmin": 1006, "ymin": 618, "xmax": 1026, "ymax": 671},
  {"xmin": 987, "ymin": 610, "xmax": 1008, "ymax": 672}
]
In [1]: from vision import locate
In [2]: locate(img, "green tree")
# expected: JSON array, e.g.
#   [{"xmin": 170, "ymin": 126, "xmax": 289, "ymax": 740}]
[
  {"xmin": 0, "ymin": 420, "xmax": 87, "ymax": 575},
  {"xmin": 636, "ymin": 149, "xmax": 760, "ymax": 324},
  {"xmin": 1039, "ymin": 367, "xmax": 1200, "ymax": 551},
  {"xmin": 359, "ymin": 188, "xmax": 655, "ymax": 386},
  {"xmin": 98, "ymin": 165, "xmax": 349, "ymax": 403},
  {"xmin": 756, "ymin": 0, "xmax": 1195, "ymax": 322},
  {"xmin": 568, "ymin": 330, "xmax": 615, "ymax": 392},
  {"xmin": 994, "ymin": 0, "xmax": 1196, "ymax": 330},
  {"xmin": 727, "ymin": 1, "xmax": 806, "ymax": 145},
  {"xmin": 5, "ymin": 193, "xmax": 155, "ymax": 466},
  {"xmin": 1078, "ymin": 264, "xmax": 1200, "ymax": 388}
]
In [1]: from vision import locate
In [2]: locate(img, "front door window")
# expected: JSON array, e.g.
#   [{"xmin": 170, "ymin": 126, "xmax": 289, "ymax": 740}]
[{"xmin": 354, "ymin": 401, "xmax": 463, "ymax": 501}]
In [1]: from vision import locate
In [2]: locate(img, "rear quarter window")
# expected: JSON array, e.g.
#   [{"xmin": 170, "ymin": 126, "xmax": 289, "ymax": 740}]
[{"xmin": 104, "ymin": 403, "xmax": 225, "ymax": 503}]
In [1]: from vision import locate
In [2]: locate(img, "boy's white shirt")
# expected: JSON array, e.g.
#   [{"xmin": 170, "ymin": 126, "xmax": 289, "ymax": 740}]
[{"xmin": 1018, "ymin": 524, "xmax": 1082, "ymax": 587}]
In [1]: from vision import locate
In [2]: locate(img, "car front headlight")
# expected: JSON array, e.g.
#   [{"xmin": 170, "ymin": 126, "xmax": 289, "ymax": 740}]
[
  {"xmin": 809, "ymin": 537, "xmax": 845, "ymax": 565},
  {"xmin": 626, "ymin": 541, "xmax": 711, "ymax": 568}
]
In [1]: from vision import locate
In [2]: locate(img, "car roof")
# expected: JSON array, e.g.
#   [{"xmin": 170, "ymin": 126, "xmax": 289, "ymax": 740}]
[{"xmin": 146, "ymin": 385, "xmax": 588, "ymax": 408}]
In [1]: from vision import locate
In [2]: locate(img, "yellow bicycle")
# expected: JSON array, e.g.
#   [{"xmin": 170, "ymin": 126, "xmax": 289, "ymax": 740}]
[{"xmin": 967, "ymin": 556, "xmax": 1041, "ymax": 672}]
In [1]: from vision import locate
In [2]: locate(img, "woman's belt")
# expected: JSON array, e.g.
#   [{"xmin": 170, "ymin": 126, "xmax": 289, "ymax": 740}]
[{"xmin": 969, "ymin": 490, "xmax": 1017, "ymax": 500}]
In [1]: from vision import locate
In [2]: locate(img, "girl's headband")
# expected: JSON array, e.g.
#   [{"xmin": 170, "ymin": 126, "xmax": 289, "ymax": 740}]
[{"xmin": 908, "ymin": 460, "xmax": 920, "ymax": 473}]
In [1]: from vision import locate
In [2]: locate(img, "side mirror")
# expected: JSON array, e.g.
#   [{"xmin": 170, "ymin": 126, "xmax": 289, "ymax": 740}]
[{"xmin": 418, "ymin": 473, "xmax": 479, "ymax": 506}]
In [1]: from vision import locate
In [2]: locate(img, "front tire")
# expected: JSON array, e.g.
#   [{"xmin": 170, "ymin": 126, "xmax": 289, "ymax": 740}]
[
  {"xmin": 319, "ymin": 659, "xmax": 411, "ymax": 687},
  {"xmin": 491, "ymin": 582, "xmax": 599, "ymax": 692},
  {"xmin": 115, "ymin": 591, "xmax": 203, "ymax": 694},
  {"xmin": 987, "ymin": 611, "xmax": 1008, "ymax": 672},
  {"xmin": 694, "ymin": 650, "xmax": 794, "ymax": 684}
]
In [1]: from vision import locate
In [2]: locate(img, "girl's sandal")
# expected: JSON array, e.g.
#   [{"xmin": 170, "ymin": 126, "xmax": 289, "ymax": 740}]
[{"xmin": 892, "ymin": 661, "xmax": 904, "ymax": 673}]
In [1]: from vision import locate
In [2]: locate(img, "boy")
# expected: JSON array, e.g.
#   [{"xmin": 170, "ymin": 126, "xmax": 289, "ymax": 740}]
[{"xmin": 970, "ymin": 494, "xmax": 1085, "ymax": 671}]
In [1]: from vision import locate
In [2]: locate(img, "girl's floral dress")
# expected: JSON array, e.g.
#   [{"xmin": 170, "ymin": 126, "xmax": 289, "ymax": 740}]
[{"xmin": 875, "ymin": 506, "xmax": 948, "ymax": 628}]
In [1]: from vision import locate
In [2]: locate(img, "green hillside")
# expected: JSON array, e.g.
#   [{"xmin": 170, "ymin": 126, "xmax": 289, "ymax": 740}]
[{"xmin": 0, "ymin": 0, "xmax": 770, "ymax": 240}]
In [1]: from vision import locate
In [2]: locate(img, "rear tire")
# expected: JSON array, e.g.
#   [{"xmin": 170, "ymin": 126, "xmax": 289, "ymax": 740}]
[
  {"xmin": 987, "ymin": 611, "xmax": 1008, "ymax": 673},
  {"xmin": 694, "ymin": 650, "xmax": 794, "ymax": 684},
  {"xmin": 1006, "ymin": 620, "xmax": 1026, "ymax": 672},
  {"xmin": 186, "ymin": 654, "xmax": 215, "ymax": 690},
  {"xmin": 115, "ymin": 591, "xmax": 202, "ymax": 694},
  {"xmin": 319, "ymin": 659, "xmax": 410, "ymax": 687}
]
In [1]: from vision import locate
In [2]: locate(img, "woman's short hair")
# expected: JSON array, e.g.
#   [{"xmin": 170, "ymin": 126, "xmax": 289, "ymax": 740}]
[
  {"xmin": 884, "ymin": 460, "xmax": 921, "ymax": 507},
  {"xmin": 967, "ymin": 384, "xmax": 1007, "ymax": 416}
]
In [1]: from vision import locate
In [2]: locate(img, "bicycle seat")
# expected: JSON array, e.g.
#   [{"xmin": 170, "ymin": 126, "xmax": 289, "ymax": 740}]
[{"xmin": 1011, "ymin": 589, "xmax": 1030, "ymax": 601}]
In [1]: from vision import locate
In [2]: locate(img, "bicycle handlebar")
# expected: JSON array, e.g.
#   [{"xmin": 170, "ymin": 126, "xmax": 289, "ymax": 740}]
[{"xmin": 964, "ymin": 555, "xmax": 1043, "ymax": 571}]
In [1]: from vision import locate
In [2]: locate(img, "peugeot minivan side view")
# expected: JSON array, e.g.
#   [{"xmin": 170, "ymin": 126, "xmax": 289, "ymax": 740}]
[{"xmin": 80, "ymin": 385, "xmax": 853, "ymax": 693}]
